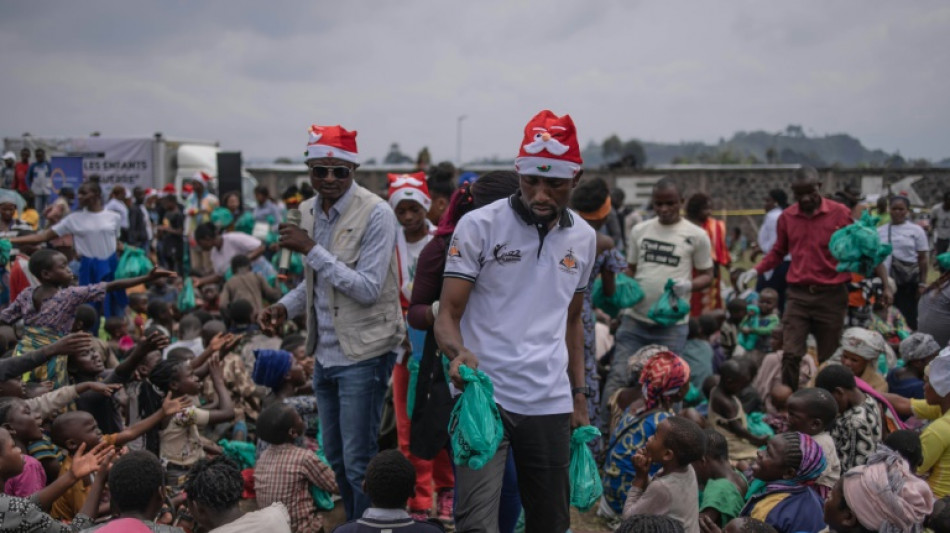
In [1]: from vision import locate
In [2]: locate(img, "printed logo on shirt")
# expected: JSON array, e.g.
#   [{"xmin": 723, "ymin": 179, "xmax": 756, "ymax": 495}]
[
  {"xmin": 559, "ymin": 249, "xmax": 579, "ymax": 274},
  {"xmin": 447, "ymin": 237, "xmax": 462, "ymax": 260},
  {"xmin": 492, "ymin": 242, "xmax": 522, "ymax": 265},
  {"xmin": 641, "ymin": 238, "xmax": 681, "ymax": 267}
]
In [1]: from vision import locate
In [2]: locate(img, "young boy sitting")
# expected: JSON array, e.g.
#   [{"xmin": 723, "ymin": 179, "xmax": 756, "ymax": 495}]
[
  {"xmin": 709, "ymin": 360, "xmax": 769, "ymax": 465},
  {"xmin": 737, "ymin": 288, "xmax": 780, "ymax": 354},
  {"xmin": 332, "ymin": 449, "xmax": 445, "ymax": 532},
  {"xmin": 694, "ymin": 429, "xmax": 748, "ymax": 527},
  {"xmin": 786, "ymin": 387, "xmax": 841, "ymax": 499},
  {"xmin": 815, "ymin": 364, "xmax": 883, "ymax": 471},
  {"xmin": 82, "ymin": 450, "xmax": 184, "ymax": 532},
  {"xmin": 48, "ymin": 393, "xmax": 189, "ymax": 520},
  {"xmin": 720, "ymin": 299, "xmax": 747, "ymax": 358},
  {"xmin": 622, "ymin": 416, "xmax": 706, "ymax": 533},
  {"xmin": 254, "ymin": 402, "xmax": 338, "ymax": 533},
  {"xmin": 219, "ymin": 255, "xmax": 282, "ymax": 319}
]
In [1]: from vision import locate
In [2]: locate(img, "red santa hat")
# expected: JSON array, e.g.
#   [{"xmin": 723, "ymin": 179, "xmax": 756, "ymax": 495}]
[
  {"xmin": 387, "ymin": 172, "xmax": 431, "ymax": 212},
  {"xmin": 306, "ymin": 124, "xmax": 359, "ymax": 164},
  {"xmin": 162, "ymin": 184, "xmax": 177, "ymax": 195},
  {"xmin": 192, "ymin": 171, "xmax": 214, "ymax": 183},
  {"xmin": 514, "ymin": 110, "xmax": 582, "ymax": 179}
]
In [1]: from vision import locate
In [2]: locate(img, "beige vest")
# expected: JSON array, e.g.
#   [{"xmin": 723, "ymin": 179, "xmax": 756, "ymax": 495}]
[{"xmin": 299, "ymin": 186, "xmax": 405, "ymax": 362}]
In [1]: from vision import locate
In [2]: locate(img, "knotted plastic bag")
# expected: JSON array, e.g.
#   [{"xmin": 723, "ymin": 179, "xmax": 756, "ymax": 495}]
[
  {"xmin": 569, "ymin": 425, "xmax": 603, "ymax": 511},
  {"xmin": 448, "ymin": 364, "xmax": 503, "ymax": 470},
  {"xmin": 591, "ymin": 273, "xmax": 644, "ymax": 318},
  {"xmin": 830, "ymin": 210, "xmax": 892, "ymax": 276},
  {"xmin": 115, "ymin": 246, "xmax": 154, "ymax": 279},
  {"xmin": 217, "ymin": 439, "xmax": 257, "ymax": 470},
  {"xmin": 178, "ymin": 278, "xmax": 196, "ymax": 311},
  {"xmin": 938, "ymin": 252, "xmax": 950, "ymax": 273},
  {"xmin": 309, "ymin": 421, "xmax": 335, "ymax": 511},
  {"xmin": 234, "ymin": 211, "xmax": 255, "ymax": 234},
  {"xmin": 747, "ymin": 412, "xmax": 775, "ymax": 438},
  {"xmin": 647, "ymin": 279, "xmax": 690, "ymax": 327},
  {"xmin": 210, "ymin": 207, "xmax": 234, "ymax": 229}
]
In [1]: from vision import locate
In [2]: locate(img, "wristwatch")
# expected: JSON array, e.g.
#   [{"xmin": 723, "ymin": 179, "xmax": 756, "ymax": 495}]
[{"xmin": 572, "ymin": 386, "xmax": 593, "ymax": 398}]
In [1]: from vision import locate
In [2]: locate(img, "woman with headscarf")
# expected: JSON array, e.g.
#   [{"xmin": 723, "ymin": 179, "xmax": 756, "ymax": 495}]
[
  {"xmin": 741, "ymin": 432, "xmax": 827, "ymax": 533},
  {"xmin": 839, "ymin": 327, "xmax": 892, "ymax": 394},
  {"xmin": 823, "ymin": 447, "xmax": 933, "ymax": 533},
  {"xmin": 888, "ymin": 333, "xmax": 941, "ymax": 399},
  {"xmin": 601, "ymin": 350, "xmax": 690, "ymax": 518}
]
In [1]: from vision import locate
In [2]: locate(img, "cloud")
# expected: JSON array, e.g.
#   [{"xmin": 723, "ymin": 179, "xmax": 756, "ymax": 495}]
[{"xmin": 1, "ymin": 1, "xmax": 947, "ymax": 163}]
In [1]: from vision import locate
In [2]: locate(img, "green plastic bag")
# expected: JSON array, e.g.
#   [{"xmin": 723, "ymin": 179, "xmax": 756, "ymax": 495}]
[
  {"xmin": 217, "ymin": 439, "xmax": 257, "ymax": 470},
  {"xmin": 829, "ymin": 210, "xmax": 892, "ymax": 276},
  {"xmin": 234, "ymin": 211, "xmax": 255, "ymax": 234},
  {"xmin": 115, "ymin": 246, "xmax": 154, "ymax": 280},
  {"xmin": 406, "ymin": 357, "xmax": 420, "ymax": 418},
  {"xmin": 591, "ymin": 273, "xmax": 644, "ymax": 318},
  {"xmin": 309, "ymin": 420, "xmax": 335, "ymax": 511},
  {"xmin": 938, "ymin": 252, "xmax": 950, "ymax": 273},
  {"xmin": 0, "ymin": 239, "xmax": 11, "ymax": 267},
  {"xmin": 647, "ymin": 279, "xmax": 690, "ymax": 327},
  {"xmin": 211, "ymin": 207, "xmax": 234, "ymax": 229},
  {"xmin": 448, "ymin": 365, "xmax": 503, "ymax": 470},
  {"xmin": 747, "ymin": 412, "xmax": 775, "ymax": 438},
  {"xmin": 569, "ymin": 425, "xmax": 603, "ymax": 511},
  {"xmin": 178, "ymin": 278, "xmax": 196, "ymax": 312}
]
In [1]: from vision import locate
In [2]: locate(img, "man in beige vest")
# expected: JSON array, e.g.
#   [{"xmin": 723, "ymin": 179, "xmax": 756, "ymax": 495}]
[{"xmin": 260, "ymin": 124, "xmax": 404, "ymax": 520}]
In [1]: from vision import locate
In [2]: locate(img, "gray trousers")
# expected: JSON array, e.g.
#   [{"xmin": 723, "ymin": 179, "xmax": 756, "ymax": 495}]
[{"xmin": 454, "ymin": 407, "xmax": 571, "ymax": 533}]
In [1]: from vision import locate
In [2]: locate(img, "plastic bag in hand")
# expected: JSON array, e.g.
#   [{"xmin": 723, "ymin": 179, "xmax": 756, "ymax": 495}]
[
  {"xmin": 178, "ymin": 277, "xmax": 196, "ymax": 311},
  {"xmin": 591, "ymin": 273, "xmax": 644, "ymax": 318},
  {"xmin": 115, "ymin": 246, "xmax": 154, "ymax": 279},
  {"xmin": 448, "ymin": 364, "xmax": 503, "ymax": 470},
  {"xmin": 829, "ymin": 210, "xmax": 892, "ymax": 276},
  {"xmin": 569, "ymin": 425, "xmax": 603, "ymax": 511},
  {"xmin": 647, "ymin": 279, "xmax": 691, "ymax": 327}
]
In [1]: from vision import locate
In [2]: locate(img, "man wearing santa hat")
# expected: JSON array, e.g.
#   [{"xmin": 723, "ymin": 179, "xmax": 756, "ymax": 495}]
[
  {"xmin": 260, "ymin": 124, "xmax": 404, "ymax": 520},
  {"xmin": 435, "ymin": 110, "xmax": 597, "ymax": 532}
]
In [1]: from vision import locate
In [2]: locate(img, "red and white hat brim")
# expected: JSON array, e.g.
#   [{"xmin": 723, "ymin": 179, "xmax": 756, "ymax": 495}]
[
  {"xmin": 307, "ymin": 144, "xmax": 359, "ymax": 165},
  {"xmin": 388, "ymin": 188, "xmax": 431, "ymax": 212},
  {"xmin": 514, "ymin": 156, "xmax": 580, "ymax": 179}
]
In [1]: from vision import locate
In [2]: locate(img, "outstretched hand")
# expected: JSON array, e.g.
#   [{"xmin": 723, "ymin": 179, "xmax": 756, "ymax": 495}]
[
  {"xmin": 148, "ymin": 268, "xmax": 177, "ymax": 281},
  {"xmin": 259, "ymin": 304, "xmax": 287, "ymax": 336},
  {"xmin": 142, "ymin": 330, "xmax": 170, "ymax": 352},
  {"xmin": 48, "ymin": 333, "xmax": 95, "ymax": 358},
  {"xmin": 69, "ymin": 441, "xmax": 115, "ymax": 480},
  {"xmin": 76, "ymin": 382, "xmax": 121, "ymax": 397},
  {"xmin": 162, "ymin": 392, "xmax": 192, "ymax": 417}
]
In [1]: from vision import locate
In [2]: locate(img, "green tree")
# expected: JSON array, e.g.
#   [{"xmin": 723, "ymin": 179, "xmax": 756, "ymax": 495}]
[{"xmin": 603, "ymin": 135, "xmax": 623, "ymax": 158}]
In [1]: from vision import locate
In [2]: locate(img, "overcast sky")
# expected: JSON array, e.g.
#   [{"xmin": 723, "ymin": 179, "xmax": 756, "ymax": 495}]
[{"xmin": 2, "ymin": 1, "xmax": 948, "ymax": 164}]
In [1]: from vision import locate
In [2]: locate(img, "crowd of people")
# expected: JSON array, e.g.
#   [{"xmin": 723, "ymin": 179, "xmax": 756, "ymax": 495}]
[{"xmin": 0, "ymin": 112, "xmax": 948, "ymax": 533}]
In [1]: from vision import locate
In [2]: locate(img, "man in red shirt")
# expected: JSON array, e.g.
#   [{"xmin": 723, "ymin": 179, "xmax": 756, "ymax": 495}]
[
  {"xmin": 750, "ymin": 167, "xmax": 892, "ymax": 389},
  {"xmin": 13, "ymin": 148, "xmax": 30, "ymax": 193}
]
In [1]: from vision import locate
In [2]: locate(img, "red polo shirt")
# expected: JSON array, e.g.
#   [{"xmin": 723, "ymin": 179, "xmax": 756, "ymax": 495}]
[{"xmin": 755, "ymin": 197, "xmax": 852, "ymax": 286}]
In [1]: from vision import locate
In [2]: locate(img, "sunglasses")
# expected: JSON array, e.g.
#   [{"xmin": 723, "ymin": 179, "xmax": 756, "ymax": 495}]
[{"xmin": 310, "ymin": 166, "xmax": 353, "ymax": 180}]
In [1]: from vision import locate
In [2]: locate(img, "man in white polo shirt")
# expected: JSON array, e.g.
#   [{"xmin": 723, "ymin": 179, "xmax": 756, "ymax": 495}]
[{"xmin": 435, "ymin": 110, "xmax": 596, "ymax": 533}]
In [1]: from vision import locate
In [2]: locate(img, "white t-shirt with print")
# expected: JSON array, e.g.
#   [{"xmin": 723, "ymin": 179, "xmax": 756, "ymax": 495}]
[
  {"xmin": 625, "ymin": 218, "xmax": 713, "ymax": 325},
  {"xmin": 51, "ymin": 209, "xmax": 122, "ymax": 259},
  {"xmin": 879, "ymin": 222, "xmax": 929, "ymax": 267},
  {"xmin": 444, "ymin": 198, "xmax": 596, "ymax": 416}
]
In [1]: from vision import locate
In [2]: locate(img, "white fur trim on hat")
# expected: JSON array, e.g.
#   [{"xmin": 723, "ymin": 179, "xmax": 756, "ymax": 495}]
[
  {"xmin": 514, "ymin": 156, "xmax": 580, "ymax": 179},
  {"xmin": 306, "ymin": 144, "xmax": 359, "ymax": 164},
  {"xmin": 388, "ymin": 188, "xmax": 431, "ymax": 212}
]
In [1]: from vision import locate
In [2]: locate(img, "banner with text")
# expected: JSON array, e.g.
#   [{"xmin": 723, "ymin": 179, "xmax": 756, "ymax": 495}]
[{"xmin": 5, "ymin": 138, "xmax": 154, "ymax": 192}]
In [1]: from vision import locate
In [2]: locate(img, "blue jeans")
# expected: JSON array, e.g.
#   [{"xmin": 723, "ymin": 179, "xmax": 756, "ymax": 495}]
[
  {"xmin": 314, "ymin": 351, "xmax": 395, "ymax": 519},
  {"xmin": 600, "ymin": 316, "xmax": 689, "ymax": 421}
]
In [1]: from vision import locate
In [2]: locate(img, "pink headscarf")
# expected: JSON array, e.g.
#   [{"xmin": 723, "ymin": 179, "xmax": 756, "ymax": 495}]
[{"xmin": 842, "ymin": 447, "xmax": 934, "ymax": 533}]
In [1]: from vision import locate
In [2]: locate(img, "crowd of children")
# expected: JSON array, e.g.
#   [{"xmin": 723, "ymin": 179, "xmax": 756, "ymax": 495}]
[{"xmin": 0, "ymin": 147, "xmax": 949, "ymax": 533}]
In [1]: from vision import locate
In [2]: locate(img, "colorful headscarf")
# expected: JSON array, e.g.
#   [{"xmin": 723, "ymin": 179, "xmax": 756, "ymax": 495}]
[
  {"xmin": 766, "ymin": 432, "xmax": 826, "ymax": 492},
  {"xmin": 842, "ymin": 446, "xmax": 934, "ymax": 533},
  {"xmin": 252, "ymin": 349, "xmax": 292, "ymax": 390},
  {"xmin": 638, "ymin": 351, "xmax": 690, "ymax": 410},
  {"xmin": 627, "ymin": 345, "xmax": 669, "ymax": 376}
]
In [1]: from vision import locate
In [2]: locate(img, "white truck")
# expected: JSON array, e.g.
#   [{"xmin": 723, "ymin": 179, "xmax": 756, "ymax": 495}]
[{"xmin": 3, "ymin": 133, "xmax": 258, "ymax": 205}]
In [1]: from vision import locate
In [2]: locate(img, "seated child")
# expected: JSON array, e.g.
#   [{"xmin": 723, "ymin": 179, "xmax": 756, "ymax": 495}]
[
  {"xmin": 199, "ymin": 283, "xmax": 223, "ymax": 319},
  {"xmin": 622, "ymin": 416, "xmax": 705, "ymax": 533},
  {"xmin": 763, "ymin": 383, "xmax": 792, "ymax": 434},
  {"xmin": 738, "ymin": 289, "xmax": 780, "ymax": 354},
  {"xmin": 48, "ymin": 393, "xmax": 189, "ymax": 520},
  {"xmin": 185, "ymin": 456, "xmax": 292, "ymax": 533},
  {"xmin": 741, "ymin": 432, "xmax": 826, "ymax": 533},
  {"xmin": 682, "ymin": 318, "xmax": 714, "ymax": 398},
  {"xmin": 720, "ymin": 300, "xmax": 747, "ymax": 358},
  {"xmin": 814, "ymin": 365, "xmax": 883, "ymax": 471},
  {"xmin": 332, "ymin": 449, "xmax": 445, "ymax": 533},
  {"xmin": 227, "ymin": 299, "xmax": 281, "ymax": 371},
  {"xmin": 753, "ymin": 327, "xmax": 817, "ymax": 414},
  {"xmin": 882, "ymin": 429, "xmax": 923, "ymax": 471},
  {"xmin": 709, "ymin": 360, "xmax": 768, "ymax": 463},
  {"xmin": 823, "ymin": 447, "xmax": 932, "ymax": 533},
  {"xmin": 255, "ymin": 403, "xmax": 338, "ymax": 532},
  {"xmin": 838, "ymin": 327, "xmax": 890, "ymax": 394},
  {"xmin": 887, "ymin": 332, "xmax": 940, "ymax": 400},
  {"xmin": 0, "ymin": 427, "xmax": 114, "ymax": 531},
  {"xmin": 616, "ymin": 515, "xmax": 685, "ymax": 533},
  {"xmin": 83, "ymin": 450, "xmax": 185, "ymax": 532},
  {"xmin": 146, "ymin": 275, "xmax": 179, "ymax": 305},
  {"xmin": 139, "ymin": 356, "xmax": 234, "ymax": 496},
  {"xmin": 220, "ymin": 255, "xmax": 282, "ymax": 319},
  {"xmin": 694, "ymin": 429, "xmax": 748, "ymax": 527},
  {"xmin": 785, "ymin": 388, "xmax": 841, "ymax": 499}
]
